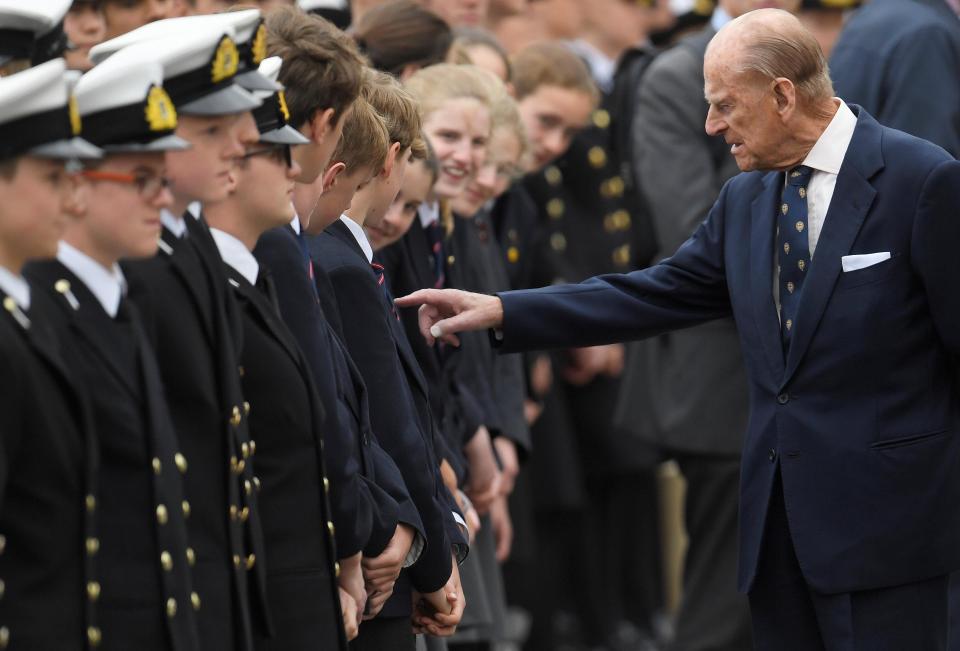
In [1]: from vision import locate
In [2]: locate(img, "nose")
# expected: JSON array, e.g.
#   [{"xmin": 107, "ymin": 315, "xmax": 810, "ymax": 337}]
[
  {"xmin": 545, "ymin": 129, "xmax": 567, "ymax": 160},
  {"xmin": 147, "ymin": 0, "xmax": 171, "ymax": 21},
  {"xmin": 287, "ymin": 159, "xmax": 302, "ymax": 180},
  {"xmin": 475, "ymin": 163, "xmax": 497, "ymax": 191},
  {"xmin": 154, "ymin": 185, "xmax": 175, "ymax": 209},
  {"xmin": 452, "ymin": 141, "xmax": 471, "ymax": 166},
  {"xmin": 705, "ymin": 106, "xmax": 726, "ymax": 137}
]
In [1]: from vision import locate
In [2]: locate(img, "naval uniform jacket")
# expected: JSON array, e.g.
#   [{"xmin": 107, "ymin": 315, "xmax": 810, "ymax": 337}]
[
  {"xmin": 123, "ymin": 219, "xmax": 270, "ymax": 651},
  {"xmin": 312, "ymin": 220, "xmax": 457, "ymax": 606},
  {"xmin": 0, "ymin": 286, "xmax": 98, "ymax": 650},
  {"xmin": 252, "ymin": 225, "xmax": 401, "ymax": 559},
  {"xmin": 26, "ymin": 261, "xmax": 200, "ymax": 651},
  {"xmin": 221, "ymin": 262, "xmax": 345, "ymax": 651}
]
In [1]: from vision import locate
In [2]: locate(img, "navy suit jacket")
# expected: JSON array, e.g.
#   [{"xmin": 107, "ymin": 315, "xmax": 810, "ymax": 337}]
[
  {"xmin": 497, "ymin": 108, "xmax": 960, "ymax": 595},
  {"xmin": 830, "ymin": 0, "xmax": 960, "ymax": 157}
]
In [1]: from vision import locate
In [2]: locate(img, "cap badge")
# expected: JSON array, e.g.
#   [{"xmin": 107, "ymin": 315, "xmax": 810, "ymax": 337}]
[
  {"xmin": 211, "ymin": 36, "xmax": 240, "ymax": 84},
  {"xmin": 145, "ymin": 86, "xmax": 178, "ymax": 132},
  {"xmin": 69, "ymin": 95, "xmax": 81, "ymax": 136},
  {"xmin": 277, "ymin": 90, "xmax": 290, "ymax": 122},
  {"xmin": 251, "ymin": 24, "xmax": 268, "ymax": 65}
]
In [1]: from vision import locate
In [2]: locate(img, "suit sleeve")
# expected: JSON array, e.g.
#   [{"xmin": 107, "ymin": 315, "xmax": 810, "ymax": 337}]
[
  {"xmin": 498, "ymin": 183, "xmax": 735, "ymax": 353},
  {"xmin": 912, "ymin": 159, "xmax": 960, "ymax": 355},
  {"xmin": 328, "ymin": 263, "xmax": 454, "ymax": 592}
]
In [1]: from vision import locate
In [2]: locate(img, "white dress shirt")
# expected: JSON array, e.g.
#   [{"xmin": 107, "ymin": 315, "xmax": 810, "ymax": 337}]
[
  {"xmin": 340, "ymin": 215, "xmax": 373, "ymax": 263},
  {"xmin": 0, "ymin": 265, "xmax": 30, "ymax": 311},
  {"xmin": 774, "ymin": 100, "xmax": 858, "ymax": 312},
  {"xmin": 210, "ymin": 228, "xmax": 259, "ymax": 286},
  {"xmin": 418, "ymin": 201, "xmax": 440, "ymax": 229},
  {"xmin": 568, "ymin": 39, "xmax": 617, "ymax": 93},
  {"xmin": 289, "ymin": 214, "xmax": 301, "ymax": 235},
  {"xmin": 57, "ymin": 242, "xmax": 126, "ymax": 318},
  {"xmin": 160, "ymin": 208, "xmax": 188, "ymax": 239}
]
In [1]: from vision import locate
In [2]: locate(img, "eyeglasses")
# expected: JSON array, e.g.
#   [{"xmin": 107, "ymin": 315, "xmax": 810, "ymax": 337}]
[
  {"xmin": 241, "ymin": 143, "xmax": 293, "ymax": 168},
  {"xmin": 80, "ymin": 170, "xmax": 170, "ymax": 199}
]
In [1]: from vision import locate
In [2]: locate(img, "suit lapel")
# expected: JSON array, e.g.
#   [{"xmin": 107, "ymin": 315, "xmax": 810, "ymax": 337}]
[
  {"xmin": 161, "ymin": 228, "xmax": 217, "ymax": 344},
  {"xmin": 227, "ymin": 266, "xmax": 303, "ymax": 369},
  {"xmin": 750, "ymin": 173, "xmax": 788, "ymax": 383},
  {"xmin": 782, "ymin": 110, "xmax": 884, "ymax": 385}
]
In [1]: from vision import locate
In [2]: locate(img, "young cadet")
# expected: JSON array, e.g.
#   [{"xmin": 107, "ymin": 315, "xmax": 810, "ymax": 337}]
[
  {"xmin": 203, "ymin": 71, "xmax": 348, "ymax": 650},
  {"xmin": 311, "ymin": 71, "xmax": 466, "ymax": 649},
  {"xmin": 265, "ymin": 5, "xmax": 365, "ymax": 184},
  {"xmin": 25, "ymin": 52, "xmax": 201, "ymax": 651},
  {"xmin": 92, "ymin": 25, "xmax": 270, "ymax": 651},
  {"xmin": 0, "ymin": 58, "xmax": 102, "ymax": 651},
  {"xmin": 251, "ymin": 59, "xmax": 407, "ymax": 629},
  {"xmin": 0, "ymin": 0, "xmax": 72, "ymax": 76}
]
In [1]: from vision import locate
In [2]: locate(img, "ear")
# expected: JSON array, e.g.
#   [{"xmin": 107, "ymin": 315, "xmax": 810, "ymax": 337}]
[
  {"xmin": 308, "ymin": 108, "xmax": 336, "ymax": 144},
  {"xmin": 399, "ymin": 63, "xmax": 421, "ymax": 82},
  {"xmin": 381, "ymin": 142, "xmax": 402, "ymax": 179},
  {"xmin": 772, "ymin": 77, "xmax": 796, "ymax": 117},
  {"xmin": 322, "ymin": 162, "xmax": 346, "ymax": 193}
]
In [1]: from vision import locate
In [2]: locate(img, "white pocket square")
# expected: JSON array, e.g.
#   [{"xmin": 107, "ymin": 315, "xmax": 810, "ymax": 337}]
[{"xmin": 841, "ymin": 252, "xmax": 891, "ymax": 272}]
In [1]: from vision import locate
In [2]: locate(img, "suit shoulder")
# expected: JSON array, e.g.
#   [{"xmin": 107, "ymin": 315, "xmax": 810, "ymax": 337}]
[{"xmin": 880, "ymin": 124, "xmax": 955, "ymax": 172}]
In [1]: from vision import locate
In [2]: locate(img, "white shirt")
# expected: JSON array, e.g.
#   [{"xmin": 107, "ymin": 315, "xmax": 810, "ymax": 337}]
[
  {"xmin": 774, "ymin": 100, "xmax": 858, "ymax": 311},
  {"xmin": 340, "ymin": 215, "xmax": 373, "ymax": 263},
  {"xmin": 711, "ymin": 6, "xmax": 732, "ymax": 32},
  {"xmin": 0, "ymin": 265, "xmax": 30, "ymax": 311},
  {"xmin": 289, "ymin": 214, "xmax": 301, "ymax": 235},
  {"xmin": 568, "ymin": 39, "xmax": 617, "ymax": 93},
  {"xmin": 160, "ymin": 208, "xmax": 188, "ymax": 239},
  {"xmin": 418, "ymin": 201, "xmax": 440, "ymax": 229},
  {"xmin": 210, "ymin": 228, "xmax": 259, "ymax": 286},
  {"xmin": 57, "ymin": 242, "xmax": 126, "ymax": 318},
  {"xmin": 187, "ymin": 202, "xmax": 202, "ymax": 220}
]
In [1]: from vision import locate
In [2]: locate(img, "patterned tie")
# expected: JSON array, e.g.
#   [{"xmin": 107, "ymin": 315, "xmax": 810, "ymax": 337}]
[
  {"xmin": 778, "ymin": 165, "xmax": 813, "ymax": 350},
  {"xmin": 370, "ymin": 262, "xmax": 399, "ymax": 320},
  {"xmin": 425, "ymin": 220, "xmax": 446, "ymax": 289}
]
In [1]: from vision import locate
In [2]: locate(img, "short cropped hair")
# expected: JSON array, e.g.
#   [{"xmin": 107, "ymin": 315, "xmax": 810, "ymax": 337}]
[
  {"xmin": 265, "ymin": 6, "xmax": 365, "ymax": 129},
  {"xmin": 511, "ymin": 42, "xmax": 598, "ymax": 103},
  {"xmin": 331, "ymin": 96, "xmax": 389, "ymax": 175},
  {"xmin": 362, "ymin": 68, "xmax": 425, "ymax": 159},
  {"xmin": 736, "ymin": 26, "xmax": 834, "ymax": 105},
  {"xmin": 352, "ymin": 0, "xmax": 452, "ymax": 78}
]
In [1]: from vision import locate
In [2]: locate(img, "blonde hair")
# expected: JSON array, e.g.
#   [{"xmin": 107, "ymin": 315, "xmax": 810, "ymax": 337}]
[
  {"xmin": 511, "ymin": 42, "xmax": 598, "ymax": 104},
  {"xmin": 331, "ymin": 97, "xmax": 389, "ymax": 175},
  {"xmin": 403, "ymin": 62, "xmax": 499, "ymax": 125},
  {"xmin": 362, "ymin": 68, "xmax": 426, "ymax": 159},
  {"xmin": 490, "ymin": 91, "xmax": 530, "ymax": 171}
]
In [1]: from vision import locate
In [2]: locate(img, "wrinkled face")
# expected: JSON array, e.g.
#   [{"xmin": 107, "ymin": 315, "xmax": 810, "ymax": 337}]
[
  {"xmin": 451, "ymin": 126, "xmax": 522, "ymax": 216},
  {"xmin": 83, "ymin": 152, "xmax": 172, "ymax": 262},
  {"xmin": 703, "ymin": 52, "xmax": 787, "ymax": 172},
  {"xmin": 234, "ymin": 144, "xmax": 301, "ymax": 233},
  {"xmin": 365, "ymin": 148, "xmax": 411, "ymax": 228},
  {"xmin": 313, "ymin": 166, "xmax": 376, "ymax": 231},
  {"xmin": 517, "ymin": 84, "xmax": 593, "ymax": 171},
  {"xmin": 366, "ymin": 158, "xmax": 434, "ymax": 251},
  {"xmin": 422, "ymin": 97, "xmax": 491, "ymax": 200},
  {"xmin": 720, "ymin": 0, "xmax": 801, "ymax": 18},
  {"xmin": 167, "ymin": 112, "xmax": 258, "ymax": 209},
  {"xmin": 426, "ymin": 0, "xmax": 490, "ymax": 26},
  {"xmin": 102, "ymin": 0, "xmax": 176, "ymax": 40},
  {"xmin": 64, "ymin": 4, "xmax": 107, "ymax": 72},
  {"xmin": 0, "ymin": 157, "xmax": 72, "ymax": 265}
]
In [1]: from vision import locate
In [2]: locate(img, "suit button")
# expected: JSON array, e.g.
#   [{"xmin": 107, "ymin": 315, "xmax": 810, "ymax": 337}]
[
  {"xmin": 87, "ymin": 626, "xmax": 101, "ymax": 647},
  {"xmin": 161, "ymin": 550, "xmax": 173, "ymax": 572},
  {"xmin": 777, "ymin": 393, "xmax": 789, "ymax": 404},
  {"xmin": 186, "ymin": 547, "xmax": 196, "ymax": 567},
  {"xmin": 87, "ymin": 581, "xmax": 101, "ymax": 602},
  {"xmin": 768, "ymin": 449, "xmax": 777, "ymax": 462},
  {"xmin": 191, "ymin": 592, "xmax": 201, "ymax": 611},
  {"xmin": 246, "ymin": 554, "xmax": 256, "ymax": 570},
  {"xmin": 156, "ymin": 504, "xmax": 168, "ymax": 525},
  {"xmin": 85, "ymin": 495, "xmax": 96, "ymax": 512},
  {"xmin": 182, "ymin": 500, "xmax": 191, "ymax": 519},
  {"xmin": 174, "ymin": 453, "xmax": 188, "ymax": 474},
  {"xmin": 86, "ymin": 537, "xmax": 100, "ymax": 556},
  {"xmin": 0, "ymin": 626, "xmax": 8, "ymax": 648},
  {"xmin": 0, "ymin": 579, "xmax": 5, "ymax": 598},
  {"xmin": 166, "ymin": 597, "xmax": 177, "ymax": 618}
]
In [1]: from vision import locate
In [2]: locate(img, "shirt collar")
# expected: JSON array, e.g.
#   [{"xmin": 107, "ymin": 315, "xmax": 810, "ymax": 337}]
[
  {"xmin": 160, "ymin": 208, "xmax": 187, "ymax": 239},
  {"xmin": 711, "ymin": 6, "xmax": 732, "ymax": 32},
  {"xmin": 801, "ymin": 99, "xmax": 857, "ymax": 176},
  {"xmin": 0, "ymin": 265, "xmax": 30, "ymax": 311},
  {"xmin": 418, "ymin": 201, "xmax": 440, "ymax": 229},
  {"xmin": 210, "ymin": 228, "xmax": 259, "ymax": 286},
  {"xmin": 290, "ymin": 214, "xmax": 301, "ymax": 235},
  {"xmin": 568, "ymin": 39, "xmax": 616, "ymax": 93},
  {"xmin": 57, "ymin": 241, "xmax": 126, "ymax": 318},
  {"xmin": 186, "ymin": 202, "xmax": 203, "ymax": 220},
  {"xmin": 340, "ymin": 214, "xmax": 374, "ymax": 263}
]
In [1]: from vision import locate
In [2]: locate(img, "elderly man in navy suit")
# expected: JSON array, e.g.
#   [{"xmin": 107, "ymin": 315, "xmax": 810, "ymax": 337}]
[{"xmin": 398, "ymin": 9, "xmax": 960, "ymax": 649}]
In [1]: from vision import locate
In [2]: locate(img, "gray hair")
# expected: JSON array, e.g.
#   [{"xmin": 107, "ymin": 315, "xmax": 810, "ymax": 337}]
[{"xmin": 736, "ymin": 21, "xmax": 835, "ymax": 105}]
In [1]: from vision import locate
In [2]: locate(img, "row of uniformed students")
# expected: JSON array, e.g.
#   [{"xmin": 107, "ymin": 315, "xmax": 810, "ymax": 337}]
[{"xmin": 0, "ymin": 6, "xmax": 476, "ymax": 651}]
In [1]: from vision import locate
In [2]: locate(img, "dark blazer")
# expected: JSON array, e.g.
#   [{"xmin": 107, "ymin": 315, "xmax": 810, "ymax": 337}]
[
  {"xmin": 252, "ymin": 225, "xmax": 400, "ymax": 558},
  {"xmin": 312, "ymin": 220, "xmax": 455, "ymax": 598},
  {"xmin": 223, "ymin": 263, "xmax": 345, "ymax": 651},
  {"xmin": 0, "ymin": 287, "xmax": 97, "ymax": 649},
  {"xmin": 620, "ymin": 24, "xmax": 749, "ymax": 455},
  {"xmin": 27, "ymin": 261, "xmax": 201, "ymax": 651},
  {"xmin": 123, "ymin": 223, "xmax": 269, "ymax": 651},
  {"xmin": 495, "ymin": 108, "xmax": 960, "ymax": 595},
  {"xmin": 830, "ymin": 0, "xmax": 960, "ymax": 157}
]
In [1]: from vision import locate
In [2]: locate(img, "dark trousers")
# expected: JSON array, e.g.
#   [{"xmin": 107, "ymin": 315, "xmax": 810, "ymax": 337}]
[
  {"xmin": 669, "ymin": 453, "xmax": 752, "ymax": 651},
  {"xmin": 750, "ymin": 471, "xmax": 948, "ymax": 650},
  {"xmin": 350, "ymin": 616, "xmax": 416, "ymax": 651}
]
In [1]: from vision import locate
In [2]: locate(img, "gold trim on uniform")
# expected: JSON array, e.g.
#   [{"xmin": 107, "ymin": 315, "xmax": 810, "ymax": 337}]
[
  {"xmin": 251, "ymin": 24, "xmax": 268, "ymax": 65},
  {"xmin": 546, "ymin": 198, "xmax": 564, "ymax": 219},
  {"xmin": 592, "ymin": 109, "xmax": 610, "ymax": 129},
  {"xmin": 69, "ymin": 95, "xmax": 81, "ymax": 136},
  {"xmin": 211, "ymin": 36, "xmax": 240, "ymax": 83},
  {"xmin": 544, "ymin": 166, "xmax": 562, "ymax": 186},
  {"xmin": 588, "ymin": 146, "xmax": 607, "ymax": 168},
  {"xmin": 145, "ymin": 86, "xmax": 177, "ymax": 132}
]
